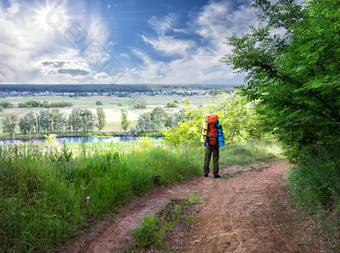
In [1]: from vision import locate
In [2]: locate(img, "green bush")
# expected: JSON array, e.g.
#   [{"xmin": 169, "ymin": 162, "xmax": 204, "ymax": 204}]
[
  {"xmin": 287, "ymin": 145, "xmax": 340, "ymax": 250},
  {"xmin": 133, "ymin": 103, "xmax": 147, "ymax": 109},
  {"xmin": 288, "ymin": 146, "xmax": 339, "ymax": 210},
  {"xmin": 166, "ymin": 102, "xmax": 177, "ymax": 108},
  {"xmin": 0, "ymin": 101, "xmax": 13, "ymax": 109}
]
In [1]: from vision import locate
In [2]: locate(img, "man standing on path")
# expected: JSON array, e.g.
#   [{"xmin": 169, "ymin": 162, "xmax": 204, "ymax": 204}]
[{"xmin": 201, "ymin": 115, "xmax": 224, "ymax": 178}]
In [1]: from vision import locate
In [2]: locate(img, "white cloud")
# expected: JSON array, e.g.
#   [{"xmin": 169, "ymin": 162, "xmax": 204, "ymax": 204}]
[
  {"xmin": 0, "ymin": 0, "xmax": 257, "ymax": 85},
  {"xmin": 141, "ymin": 35, "xmax": 195, "ymax": 57},
  {"xmin": 37, "ymin": 60, "xmax": 91, "ymax": 76},
  {"xmin": 147, "ymin": 14, "xmax": 178, "ymax": 35},
  {"xmin": 119, "ymin": 0, "xmax": 256, "ymax": 84},
  {"xmin": 93, "ymin": 72, "xmax": 110, "ymax": 81},
  {"xmin": 120, "ymin": 53, "xmax": 130, "ymax": 59},
  {"xmin": 0, "ymin": 0, "xmax": 111, "ymax": 84}
]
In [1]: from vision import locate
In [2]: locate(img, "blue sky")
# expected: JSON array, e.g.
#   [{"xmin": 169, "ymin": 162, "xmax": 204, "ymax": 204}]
[{"xmin": 0, "ymin": 0, "xmax": 258, "ymax": 85}]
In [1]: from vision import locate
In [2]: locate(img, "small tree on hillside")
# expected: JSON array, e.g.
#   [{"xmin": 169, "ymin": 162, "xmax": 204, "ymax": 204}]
[{"xmin": 120, "ymin": 109, "xmax": 130, "ymax": 132}]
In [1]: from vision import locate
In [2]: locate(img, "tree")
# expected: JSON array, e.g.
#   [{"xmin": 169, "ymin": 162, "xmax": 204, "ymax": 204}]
[
  {"xmin": 96, "ymin": 101, "xmax": 103, "ymax": 106},
  {"xmin": 2, "ymin": 113, "xmax": 18, "ymax": 138},
  {"xmin": 151, "ymin": 107, "xmax": 167, "ymax": 131},
  {"xmin": 51, "ymin": 109, "xmax": 66, "ymax": 133},
  {"xmin": 163, "ymin": 93, "xmax": 256, "ymax": 146},
  {"xmin": 38, "ymin": 110, "xmax": 53, "ymax": 132},
  {"xmin": 120, "ymin": 109, "xmax": 129, "ymax": 132},
  {"xmin": 135, "ymin": 112, "xmax": 154, "ymax": 133},
  {"xmin": 96, "ymin": 107, "xmax": 106, "ymax": 132},
  {"xmin": 165, "ymin": 110, "xmax": 187, "ymax": 128},
  {"xmin": 68, "ymin": 109, "xmax": 82, "ymax": 133},
  {"xmin": 19, "ymin": 112, "xmax": 37, "ymax": 134},
  {"xmin": 80, "ymin": 109, "xmax": 95, "ymax": 133},
  {"xmin": 222, "ymin": 0, "xmax": 340, "ymax": 159}
]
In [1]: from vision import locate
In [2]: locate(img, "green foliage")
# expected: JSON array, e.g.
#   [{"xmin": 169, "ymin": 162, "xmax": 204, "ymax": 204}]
[
  {"xmin": 95, "ymin": 101, "xmax": 103, "ymax": 106},
  {"xmin": 0, "ymin": 101, "xmax": 13, "ymax": 108},
  {"xmin": 18, "ymin": 100, "xmax": 72, "ymax": 108},
  {"xmin": 131, "ymin": 195, "xmax": 201, "ymax": 250},
  {"xmin": 287, "ymin": 146, "xmax": 340, "ymax": 250},
  {"xmin": 223, "ymin": 0, "xmax": 340, "ymax": 248},
  {"xmin": 164, "ymin": 92, "xmax": 262, "ymax": 146},
  {"xmin": 117, "ymin": 102, "xmax": 123, "ymax": 106},
  {"xmin": 288, "ymin": 146, "xmax": 339, "ymax": 210},
  {"xmin": 222, "ymin": 0, "xmax": 340, "ymax": 156},
  {"xmin": 0, "ymin": 143, "xmax": 202, "ymax": 252},
  {"xmin": 219, "ymin": 141, "xmax": 283, "ymax": 166},
  {"xmin": 166, "ymin": 102, "xmax": 177, "ymax": 108},
  {"xmin": 2, "ymin": 113, "xmax": 18, "ymax": 137},
  {"xmin": 133, "ymin": 103, "xmax": 147, "ymax": 109},
  {"xmin": 0, "ymin": 105, "xmax": 3, "ymax": 112},
  {"xmin": 96, "ymin": 108, "xmax": 106, "ymax": 132},
  {"xmin": 120, "ymin": 109, "xmax": 130, "ymax": 131},
  {"xmin": 68, "ymin": 108, "xmax": 95, "ymax": 133},
  {"xmin": 19, "ymin": 109, "xmax": 67, "ymax": 134},
  {"xmin": 133, "ymin": 107, "xmax": 170, "ymax": 134}
]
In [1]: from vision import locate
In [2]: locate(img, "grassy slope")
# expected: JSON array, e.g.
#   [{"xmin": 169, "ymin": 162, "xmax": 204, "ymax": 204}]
[{"xmin": 0, "ymin": 140, "xmax": 282, "ymax": 252}]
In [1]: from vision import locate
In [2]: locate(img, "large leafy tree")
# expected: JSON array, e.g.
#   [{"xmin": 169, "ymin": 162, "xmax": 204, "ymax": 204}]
[{"xmin": 222, "ymin": 0, "xmax": 340, "ymax": 158}]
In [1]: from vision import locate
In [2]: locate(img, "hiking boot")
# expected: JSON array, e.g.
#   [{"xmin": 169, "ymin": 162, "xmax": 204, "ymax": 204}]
[
  {"xmin": 214, "ymin": 175, "xmax": 221, "ymax": 178},
  {"xmin": 204, "ymin": 174, "xmax": 208, "ymax": 177}
]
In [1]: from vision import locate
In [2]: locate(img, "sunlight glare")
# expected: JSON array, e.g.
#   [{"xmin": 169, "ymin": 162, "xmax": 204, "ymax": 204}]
[{"xmin": 34, "ymin": 1, "xmax": 69, "ymax": 32}]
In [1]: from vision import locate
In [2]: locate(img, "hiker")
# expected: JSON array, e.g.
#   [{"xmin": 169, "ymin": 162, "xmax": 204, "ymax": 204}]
[{"xmin": 201, "ymin": 115, "xmax": 224, "ymax": 178}]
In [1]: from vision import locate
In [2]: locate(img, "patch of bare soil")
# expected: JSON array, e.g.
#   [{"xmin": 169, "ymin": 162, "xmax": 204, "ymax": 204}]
[{"xmin": 60, "ymin": 160, "xmax": 325, "ymax": 253}]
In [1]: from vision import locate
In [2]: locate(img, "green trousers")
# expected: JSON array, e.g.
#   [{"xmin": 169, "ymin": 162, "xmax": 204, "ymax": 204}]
[{"xmin": 204, "ymin": 145, "xmax": 219, "ymax": 176}]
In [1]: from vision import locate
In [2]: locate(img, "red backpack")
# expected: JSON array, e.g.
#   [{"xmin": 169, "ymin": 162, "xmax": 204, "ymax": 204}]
[{"xmin": 207, "ymin": 115, "xmax": 219, "ymax": 146}]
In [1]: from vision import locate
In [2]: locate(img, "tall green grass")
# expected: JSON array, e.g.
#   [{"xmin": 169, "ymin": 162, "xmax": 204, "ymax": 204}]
[
  {"xmin": 0, "ymin": 140, "xmax": 282, "ymax": 252},
  {"xmin": 219, "ymin": 141, "xmax": 283, "ymax": 166},
  {"xmin": 287, "ymin": 146, "xmax": 340, "ymax": 251},
  {"xmin": 0, "ymin": 142, "xmax": 202, "ymax": 252}
]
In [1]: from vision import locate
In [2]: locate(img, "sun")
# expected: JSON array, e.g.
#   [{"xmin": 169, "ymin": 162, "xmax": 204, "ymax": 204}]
[{"xmin": 34, "ymin": 1, "xmax": 69, "ymax": 32}]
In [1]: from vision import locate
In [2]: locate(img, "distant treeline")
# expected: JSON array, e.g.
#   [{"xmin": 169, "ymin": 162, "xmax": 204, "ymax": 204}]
[
  {"xmin": 0, "ymin": 84, "xmax": 236, "ymax": 93},
  {"xmin": 18, "ymin": 100, "xmax": 73, "ymax": 108}
]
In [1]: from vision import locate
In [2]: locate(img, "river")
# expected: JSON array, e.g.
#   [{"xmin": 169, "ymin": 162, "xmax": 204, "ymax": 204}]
[{"xmin": 0, "ymin": 136, "xmax": 163, "ymax": 145}]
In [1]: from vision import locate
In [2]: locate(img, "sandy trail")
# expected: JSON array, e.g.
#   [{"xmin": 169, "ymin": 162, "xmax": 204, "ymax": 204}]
[{"xmin": 61, "ymin": 160, "xmax": 313, "ymax": 253}]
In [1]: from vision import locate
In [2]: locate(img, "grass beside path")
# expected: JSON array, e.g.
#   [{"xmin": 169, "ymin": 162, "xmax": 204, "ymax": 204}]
[{"xmin": 0, "ymin": 140, "xmax": 282, "ymax": 252}]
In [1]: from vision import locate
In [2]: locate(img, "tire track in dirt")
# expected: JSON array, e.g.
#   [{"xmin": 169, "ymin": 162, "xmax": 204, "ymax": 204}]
[{"xmin": 61, "ymin": 160, "xmax": 310, "ymax": 253}]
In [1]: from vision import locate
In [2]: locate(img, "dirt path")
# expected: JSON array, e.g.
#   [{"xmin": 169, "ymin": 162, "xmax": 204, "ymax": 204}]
[{"xmin": 61, "ymin": 160, "xmax": 313, "ymax": 253}]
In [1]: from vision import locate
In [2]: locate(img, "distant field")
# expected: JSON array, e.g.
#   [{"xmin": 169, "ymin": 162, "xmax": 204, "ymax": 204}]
[{"xmin": 0, "ymin": 95, "xmax": 213, "ymax": 133}]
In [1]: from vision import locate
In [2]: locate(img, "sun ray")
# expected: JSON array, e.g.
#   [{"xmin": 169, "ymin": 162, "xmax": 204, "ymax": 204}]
[{"xmin": 33, "ymin": 0, "xmax": 69, "ymax": 33}]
